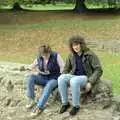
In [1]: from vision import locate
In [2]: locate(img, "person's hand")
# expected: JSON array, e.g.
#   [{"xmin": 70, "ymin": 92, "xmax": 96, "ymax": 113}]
[
  {"xmin": 44, "ymin": 71, "xmax": 50, "ymax": 74},
  {"xmin": 39, "ymin": 70, "xmax": 50, "ymax": 75},
  {"xmin": 85, "ymin": 82, "xmax": 92, "ymax": 93},
  {"xmin": 19, "ymin": 66, "xmax": 26, "ymax": 71}
]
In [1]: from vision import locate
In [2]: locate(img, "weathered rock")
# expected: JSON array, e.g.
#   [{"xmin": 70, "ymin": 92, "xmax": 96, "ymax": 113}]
[
  {"xmin": 0, "ymin": 61, "xmax": 119, "ymax": 120},
  {"xmin": 112, "ymin": 96, "xmax": 120, "ymax": 112},
  {"xmin": 67, "ymin": 79, "xmax": 113, "ymax": 110},
  {"xmin": 19, "ymin": 66, "xmax": 26, "ymax": 72},
  {"xmin": 93, "ymin": 80, "xmax": 113, "ymax": 108},
  {"xmin": 87, "ymin": 40, "xmax": 120, "ymax": 54},
  {"xmin": 7, "ymin": 80, "xmax": 14, "ymax": 92},
  {"xmin": 0, "ymin": 76, "xmax": 4, "ymax": 83},
  {"xmin": 4, "ymin": 98, "xmax": 12, "ymax": 106},
  {"xmin": 10, "ymin": 99, "xmax": 21, "ymax": 107}
]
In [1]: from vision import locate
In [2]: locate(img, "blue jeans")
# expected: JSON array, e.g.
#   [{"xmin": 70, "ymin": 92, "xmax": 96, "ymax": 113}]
[
  {"xmin": 25, "ymin": 74, "xmax": 58, "ymax": 109},
  {"xmin": 58, "ymin": 74, "xmax": 87, "ymax": 106}
]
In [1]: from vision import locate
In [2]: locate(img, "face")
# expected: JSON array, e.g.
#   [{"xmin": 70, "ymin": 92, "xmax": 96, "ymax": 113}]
[{"xmin": 72, "ymin": 43, "xmax": 81, "ymax": 53}]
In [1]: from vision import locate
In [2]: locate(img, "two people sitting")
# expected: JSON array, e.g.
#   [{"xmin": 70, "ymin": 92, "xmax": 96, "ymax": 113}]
[{"xmin": 25, "ymin": 35, "xmax": 103, "ymax": 117}]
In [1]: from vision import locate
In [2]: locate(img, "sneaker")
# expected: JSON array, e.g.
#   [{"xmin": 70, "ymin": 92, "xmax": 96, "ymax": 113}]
[
  {"xmin": 30, "ymin": 106, "xmax": 43, "ymax": 118},
  {"xmin": 26, "ymin": 99, "xmax": 35, "ymax": 109},
  {"xmin": 59, "ymin": 102, "xmax": 70, "ymax": 114},
  {"xmin": 69, "ymin": 106, "xmax": 80, "ymax": 116}
]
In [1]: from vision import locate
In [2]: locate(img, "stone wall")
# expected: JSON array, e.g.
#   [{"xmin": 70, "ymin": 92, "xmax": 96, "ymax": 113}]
[{"xmin": 87, "ymin": 40, "xmax": 120, "ymax": 54}]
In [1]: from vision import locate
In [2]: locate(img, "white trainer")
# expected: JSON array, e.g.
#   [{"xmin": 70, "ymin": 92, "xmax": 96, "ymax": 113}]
[
  {"xmin": 26, "ymin": 99, "xmax": 35, "ymax": 109},
  {"xmin": 30, "ymin": 106, "xmax": 43, "ymax": 118}
]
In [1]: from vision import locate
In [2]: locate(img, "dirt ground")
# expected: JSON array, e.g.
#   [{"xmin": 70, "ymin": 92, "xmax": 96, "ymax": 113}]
[{"xmin": 0, "ymin": 10, "xmax": 119, "ymax": 24}]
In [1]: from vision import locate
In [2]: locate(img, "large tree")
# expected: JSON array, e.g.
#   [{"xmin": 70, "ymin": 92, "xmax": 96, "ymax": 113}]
[
  {"xmin": 74, "ymin": 0, "xmax": 87, "ymax": 12},
  {"xmin": 12, "ymin": 2, "xmax": 23, "ymax": 10}
]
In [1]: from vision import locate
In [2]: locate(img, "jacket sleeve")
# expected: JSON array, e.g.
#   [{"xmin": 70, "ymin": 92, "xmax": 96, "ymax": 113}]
[
  {"xmin": 62, "ymin": 54, "xmax": 72, "ymax": 74},
  {"xmin": 57, "ymin": 54, "xmax": 65, "ymax": 73},
  {"xmin": 88, "ymin": 53, "xmax": 103, "ymax": 85}
]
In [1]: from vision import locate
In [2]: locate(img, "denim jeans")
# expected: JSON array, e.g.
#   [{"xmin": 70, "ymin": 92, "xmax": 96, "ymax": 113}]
[
  {"xmin": 25, "ymin": 74, "xmax": 58, "ymax": 109},
  {"xmin": 58, "ymin": 74, "xmax": 87, "ymax": 106}
]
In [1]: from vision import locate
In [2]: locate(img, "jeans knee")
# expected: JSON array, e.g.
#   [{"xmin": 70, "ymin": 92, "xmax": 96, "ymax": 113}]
[
  {"xmin": 25, "ymin": 74, "xmax": 36, "ymax": 85},
  {"xmin": 58, "ymin": 74, "xmax": 67, "ymax": 84},
  {"xmin": 46, "ymin": 80, "xmax": 57, "ymax": 90},
  {"xmin": 70, "ymin": 79, "xmax": 78, "ymax": 87}
]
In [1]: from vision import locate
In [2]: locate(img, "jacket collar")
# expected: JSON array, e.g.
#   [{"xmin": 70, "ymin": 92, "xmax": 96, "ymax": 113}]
[{"xmin": 83, "ymin": 48, "xmax": 93, "ymax": 56}]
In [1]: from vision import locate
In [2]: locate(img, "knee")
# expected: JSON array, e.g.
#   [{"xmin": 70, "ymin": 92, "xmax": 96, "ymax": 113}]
[
  {"xmin": 58, "ymin": 74, "xmax": 66, "ymax": 85},
  {"xmin": 24, "ymin": 74, "xmax": 36, "ymax": 84},
  {"xmin": 46, "ymin": 80, "xmax": 57, "ymax": 90},
  {"xmin": 70, "ymin": 79, "xmax": 79, "ymax": 87}
]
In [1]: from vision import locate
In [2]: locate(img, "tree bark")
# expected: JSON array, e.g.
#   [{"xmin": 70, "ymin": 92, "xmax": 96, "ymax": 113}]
[
  {"xmin": 12, "ymin": 2, "xmax": 23, "ymax": 11},
  {"xmin": 74, "ymin": 0, "xmax": 87, "ymax": 12}
]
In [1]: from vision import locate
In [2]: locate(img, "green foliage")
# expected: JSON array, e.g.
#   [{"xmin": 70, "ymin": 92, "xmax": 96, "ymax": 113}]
[
  {"xmin": 85, "ymin": 0, "xmax": 120, "ymax": 9},
  {"xmin": 0, "ymin": 0, "xmax": 12, "ymax": 5},
  {"xmin": 0, "ymin": 0, "xmax": 74, "ymax": 6},
  {"xmin": 64, "ymin": 0, "xmax": 74, "ymax": 4}
]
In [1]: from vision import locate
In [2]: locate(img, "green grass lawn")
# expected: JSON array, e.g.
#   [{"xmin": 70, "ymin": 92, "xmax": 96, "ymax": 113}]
[
  {"xmin": 22, "ymin": 4, "xmax": 75, "ymax": 10},
  {"xmin": 98, "ymin": 51, "xmax": 120, "ymax": 95},
  {"xmin": 0, "ymin": 11, "xmax": 120, "ymax": 95},
  {"xmin": 0, "ymin": 3, "xmax": 75, "ymax": 11}
]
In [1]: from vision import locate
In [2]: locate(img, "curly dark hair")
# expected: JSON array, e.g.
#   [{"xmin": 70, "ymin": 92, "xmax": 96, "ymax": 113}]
[
  {"xmin": 69, "ymin": 36, "xmax": 87, "ymax": 53},
  {"xmin": 38, "ymin": 44, "xmax": 52, "ymax": 56}
]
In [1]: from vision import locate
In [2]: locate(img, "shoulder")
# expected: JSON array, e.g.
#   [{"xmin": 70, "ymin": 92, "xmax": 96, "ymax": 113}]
[
  {"xmin": 65, "ymin": 53, "xmax": 74, "ymax": 62},
  {"xmin": 37, "ymin": 56, "xmax": 42, "ymax": 60},
  {"xmin": 84, "ymin": 49, "xmax": 101, "ymax": 64},
  {"xmin": 84, "ymin": 48, "xmax": 97, "ymax": 57},
  {"xmin": 68, "ymin": 53, "xmax": 74, "ymax": 58}
]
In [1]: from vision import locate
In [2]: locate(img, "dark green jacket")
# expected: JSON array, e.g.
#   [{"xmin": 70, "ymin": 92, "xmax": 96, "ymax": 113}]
[{"xmin": 63, "ymin": 49, "xmax": 103, "ymax": 87}]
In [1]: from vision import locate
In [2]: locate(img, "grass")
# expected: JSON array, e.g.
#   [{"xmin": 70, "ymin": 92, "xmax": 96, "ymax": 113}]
[
  {"xmin": 0, "ymin": 18, "xmax": 119, "ymax": 30},
  {"xmin": 97, "ymin": 51, "xmax": 120, "ymax": 95},
  {"xmin": 22, "ymin": 4, "xmax": 75, "ymax": 10},
  {"xmin": 0, "ymin": 3, "xmax": 75, "ymax": 11},
  {"xmin": 0, "ymin": 11, "xmax": 120, "ymax": 95}
]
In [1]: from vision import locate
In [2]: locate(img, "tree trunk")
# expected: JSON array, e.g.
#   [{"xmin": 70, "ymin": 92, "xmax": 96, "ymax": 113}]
[
  {"xmin": 12, "ymin": 2, "xmax": 23, "ymax": 11},
  {"xmin": 74, "ymin": 0, "xmax": 87, "ymax": 12}
]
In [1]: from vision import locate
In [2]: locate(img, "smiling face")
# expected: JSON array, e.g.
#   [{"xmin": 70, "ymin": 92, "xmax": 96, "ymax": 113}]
[{"xmin": 72, "ymin": 43, "xmax": 81, "ymax": 53}]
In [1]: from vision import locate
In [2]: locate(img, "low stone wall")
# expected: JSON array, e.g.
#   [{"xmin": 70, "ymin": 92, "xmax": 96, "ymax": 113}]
[{"xmin": 87, "ymin": 40, "xmax": 120, "ymax": 54}]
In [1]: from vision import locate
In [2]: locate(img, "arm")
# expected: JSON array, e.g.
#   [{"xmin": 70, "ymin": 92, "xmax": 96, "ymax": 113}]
[
  {"xmin": 62, "ymin": 54, "xmax": 72, "ymax": 74},
  {"xmin": 88, "ymin": 53, "xmax": 103, "ymax": 85},
  {"xmin": 26, "ymin": 59, "xmax": 38, "ymax": 70},
  {"xmin": 57, "ymin": 54, "xmax": 65, "ymax": 73}
]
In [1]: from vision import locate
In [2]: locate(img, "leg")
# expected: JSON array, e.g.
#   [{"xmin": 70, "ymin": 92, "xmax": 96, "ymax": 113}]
[
  {"xmin": 37, "ymin": 79, "xmax": 58, "ymax": 109},
  {"xmin": 30, "ymin": 79, "xmax": 58, "ymax": 118},
  {"xmin": 69, "ymin": 75, "xmax": 87, "ymax": 116},
  {"xmin": 70, "ymin": 75, "xmax": 88, "ymax": 106},
  {"xmin": 24, "ymin": 74, "xmax": 48, "ymax": 99},
  {"xmin": 58, "ymin": 74, "xmax": 74, "ymax": 105}
]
